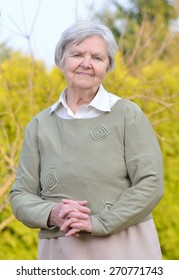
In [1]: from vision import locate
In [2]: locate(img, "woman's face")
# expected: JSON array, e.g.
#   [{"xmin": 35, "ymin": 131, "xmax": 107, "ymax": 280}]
[{"xmin": 60, "ymin": 35, "xmax": 109, "ymax": 91}]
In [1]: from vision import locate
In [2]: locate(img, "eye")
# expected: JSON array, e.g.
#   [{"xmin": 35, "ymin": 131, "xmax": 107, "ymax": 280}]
[
  {"xmin": 93, "ymin": 56, "xmax": 102, "ymax": 61},
  {"xmin": 73, "ymin": 53, "xmax": 82, "ymax": 58}
]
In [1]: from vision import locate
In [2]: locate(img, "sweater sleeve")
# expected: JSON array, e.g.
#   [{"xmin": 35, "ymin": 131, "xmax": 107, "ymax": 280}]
[
  {"xmin": 10, "ymin": 118, "xmax": 56, "ymax": 229},
  {"xmin": 91, "ymin": 101, "xmax": 164, "ymax": 236}
]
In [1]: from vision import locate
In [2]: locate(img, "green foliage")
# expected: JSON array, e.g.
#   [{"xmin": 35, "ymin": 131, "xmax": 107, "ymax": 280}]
[
  {"xmin": 154, "ymin": 155, "xmax": 179, "ymax": 260},
  {"xmin": 0, "ymin": 42, "xmax": 12, "ymax": 63},
  {"xmin": 97, "ymin": 0, "xmax": 178, "ymax": 64},
  {"xmin": 127, "ymin": 0, "xmax": 177, "ymax": 24},
  {"xmin": 0, "ymin": 51, "xmax": 66, "ymax": 179},
  {"xmin": 0, "ymin": 218, "xmax": 38, "ymax": 260}
]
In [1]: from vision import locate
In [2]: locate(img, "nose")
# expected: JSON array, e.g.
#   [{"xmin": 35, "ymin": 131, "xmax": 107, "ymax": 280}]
[{"xmin": 80, "ymin": 57, "xmax": 92, "ymax": 68}]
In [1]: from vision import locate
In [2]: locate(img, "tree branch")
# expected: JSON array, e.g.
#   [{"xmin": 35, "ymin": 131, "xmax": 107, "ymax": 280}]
[{"xmin": 0, "ymin": 173, "xmax": 16, "ymax": 197}]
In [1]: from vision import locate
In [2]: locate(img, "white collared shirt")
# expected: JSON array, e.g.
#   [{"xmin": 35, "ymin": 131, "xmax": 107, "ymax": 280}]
[{"xmin": 50, "ymin": 85, "xmax": 121, "ymax": 119}]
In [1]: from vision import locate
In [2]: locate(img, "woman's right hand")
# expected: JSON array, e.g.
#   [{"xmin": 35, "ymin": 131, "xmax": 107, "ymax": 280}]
[{"xmin": 48, "ymin": 199, "xmax": 91, "ymax": 230}]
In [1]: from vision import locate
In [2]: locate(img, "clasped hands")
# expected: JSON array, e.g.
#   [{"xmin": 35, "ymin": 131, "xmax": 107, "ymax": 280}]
[{"xmin": 48, "ymin": 199, "xmax": 92, "ymax": 237}]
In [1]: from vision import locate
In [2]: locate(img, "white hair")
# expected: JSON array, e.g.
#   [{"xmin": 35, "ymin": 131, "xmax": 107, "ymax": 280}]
[{"xmin": 54, "ymin": 21, "xmax": 118, "ymax": 71}]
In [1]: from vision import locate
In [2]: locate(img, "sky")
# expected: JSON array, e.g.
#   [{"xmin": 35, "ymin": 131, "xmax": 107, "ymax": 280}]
[{"xmin": 0, "ymin": 0, "xmax": 128, "ymax": 68}]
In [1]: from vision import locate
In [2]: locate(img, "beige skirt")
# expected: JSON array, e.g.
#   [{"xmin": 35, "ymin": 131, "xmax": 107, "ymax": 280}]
[{"xmin": 38, "ymin": 219, "xmax": 162, "ymax": 260}]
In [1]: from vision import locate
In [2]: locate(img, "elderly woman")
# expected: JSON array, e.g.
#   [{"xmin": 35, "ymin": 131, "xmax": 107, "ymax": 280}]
[{"xmin": 10, "ymin": 21, "xmax": 163, "ymax": 260}]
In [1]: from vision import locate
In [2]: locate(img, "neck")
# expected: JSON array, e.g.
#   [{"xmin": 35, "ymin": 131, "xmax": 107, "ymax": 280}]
[{"xmin": 66, "ymin": 87, "xmax": 99, "ymax": 113}]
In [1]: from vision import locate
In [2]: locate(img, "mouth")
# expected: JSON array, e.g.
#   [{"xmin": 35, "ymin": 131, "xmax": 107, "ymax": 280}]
[{"xmin": 75, "ymin": 72, "xmax": 93, "ymax": 76}]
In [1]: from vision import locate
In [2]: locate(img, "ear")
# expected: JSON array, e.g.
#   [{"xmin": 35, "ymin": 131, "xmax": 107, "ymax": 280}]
[
  {"xmin": 59, "ymin": 65, "xmax": 64, "ymax": 72},
  {"xmin": 58, "ymin": 54, "xmax": 66, "ymax": 72},
  {"xmin": 58, "ymin": 62, "xmax": 65, "ymax": 73}
]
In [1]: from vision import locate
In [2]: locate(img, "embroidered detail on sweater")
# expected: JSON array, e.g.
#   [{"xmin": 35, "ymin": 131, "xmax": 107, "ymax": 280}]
[
  {"xmin": 90, "ymin": 125, "xmax": 109, "ymax": 141},
  {"xmin": 101, "ymin": 201, "xmax": 114, "ymax": 211},
  {"xmin": 46, "ymin": 169, "xmax": 59, "ymax": 190}
]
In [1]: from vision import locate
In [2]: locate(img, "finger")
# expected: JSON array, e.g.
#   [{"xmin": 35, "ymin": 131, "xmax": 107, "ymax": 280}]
[
  {"xmin": 62, "ymin": 199, "xmax": 88, "ymax": 206},
  {"xmin": 71, "ymin": 233, "xmax": 80, "ymax": 237},
  {"xmin": 77, "ymin": 205, "xmax": 91, "ymax": 214},
  {"xmin": 70, "ymin": 217, "xmax": 92, "ymax": 233},
  {"xmin": 60, "ymin": 217, "xmax": 79, "ymax": 232},
  {"xmin": 69, "ymin": 221, "xmax": 84, "ymax": 230},
  {"xmin": 62, "ymin": 226, "xmax": 80, "ymax": 237},
  {"xmin": 65, "ymin": 228, "xmax": 81, "ymax": 237},
  {"xmin": 59, "ymin": 205, "xmax": 91, "ymax": 218},
  {"xmin": 66, "ymin": 211, "xmax": 90, "ymax": 220},
  {"xmin": 58, "ymin": 207, "xmax": 78, "ymax": 218}
]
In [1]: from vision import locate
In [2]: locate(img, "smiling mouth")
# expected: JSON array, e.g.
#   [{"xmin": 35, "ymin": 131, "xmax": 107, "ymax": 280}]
[{"xmin": 76, "ymin": 72, "xmax": 93, "ymax": 76}]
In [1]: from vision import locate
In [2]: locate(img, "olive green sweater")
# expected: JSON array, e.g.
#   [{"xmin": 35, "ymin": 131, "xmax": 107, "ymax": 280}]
[{"xmin": 10, "ymin": 99, "xmax": 163, "ymax": 238}]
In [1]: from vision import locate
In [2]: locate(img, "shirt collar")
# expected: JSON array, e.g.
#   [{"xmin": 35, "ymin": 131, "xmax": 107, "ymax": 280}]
[{"xmin": 49, "ymin": 85, "xmax": 111, "ymax": 115}]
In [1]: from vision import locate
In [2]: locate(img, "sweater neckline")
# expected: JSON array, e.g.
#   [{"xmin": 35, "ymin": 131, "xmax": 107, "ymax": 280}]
[{"xmin": 51, "ymin": 98, "xmax": 124, "ymax": 122}]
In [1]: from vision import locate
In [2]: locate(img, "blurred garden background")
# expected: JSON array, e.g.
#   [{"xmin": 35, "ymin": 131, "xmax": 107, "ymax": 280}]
[{"xmin": 0, "ymin": 0, "xmax": 179, "ymax": 259}]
